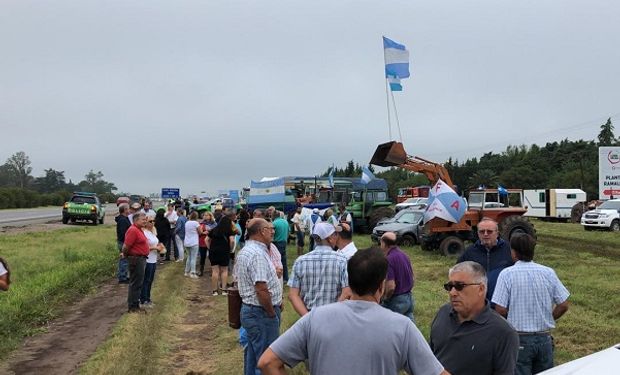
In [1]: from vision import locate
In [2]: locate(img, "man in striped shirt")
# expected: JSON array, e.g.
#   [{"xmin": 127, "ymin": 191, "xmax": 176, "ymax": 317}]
[
  {"xmin": 492, "ymin": 233, "xmax": 570, "ymax": 375},
  {"xmin": 288, "ymin": 222, "xmax": 350, "ymax": 316}
]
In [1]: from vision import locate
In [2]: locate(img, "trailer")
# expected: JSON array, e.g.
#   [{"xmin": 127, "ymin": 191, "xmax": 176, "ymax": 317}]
[{"xmin": 524, "ymin": 189, "xmax": 586, "ymax": 221}]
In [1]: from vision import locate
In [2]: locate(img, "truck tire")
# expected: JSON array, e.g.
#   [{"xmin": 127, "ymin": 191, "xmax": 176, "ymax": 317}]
[
  {"xmin": 439, "ymin": 236, "xmax": 465, "ymax": 257},
  {"xmin": 400, "ymin": 234, "xmax": 416, "ymax": 247},
  {"xmin": 368, "ymin": 207, "xmax": 395, "ymax": 233},
  {"xmin": 499, "ymin": 216, "xmax": 537, "ymax": 242},
  {"xmin": 62, "ymin": 216, "xmax": 69, "ymax": 224},
  {"xmin": 584, "ymin": 226, "xmax": 594, "ymax": 231},
  {"xmin": 420, "ymin": 240, "xmax": 433, "ymax": 251},
  {"xmin": 99, "ymin": 216, "xmax": 104, "ymax": 224},
  {"xmin": 610, "ymin": 220, "xmax": 620, "ymax": 232}
]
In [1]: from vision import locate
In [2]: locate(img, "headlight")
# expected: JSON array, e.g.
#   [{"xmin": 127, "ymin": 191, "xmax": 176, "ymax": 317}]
[{"xmin": 90, "ymin": 205, "xmax": 97, "ymax": 212}]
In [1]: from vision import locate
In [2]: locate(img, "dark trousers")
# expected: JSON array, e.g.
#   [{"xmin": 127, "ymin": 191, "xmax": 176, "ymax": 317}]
[
  {"xmin": 309, "ymin": 236, "xmax": 315, "ymax": 252},
  {"xmin": 165, "ymin": 228, "xmax": 175, "ymax": 260},
  {"xmin": 140, "ymin": 262, "xmax": 157, "ymax": 303},
  {"xmin": 199, "ymin": 246, "xmax": 208, "ymax": 273},
  {"xmin": 274, "ymin": 241, "xmax": 288, "ymax": 282},
  {"xmin": 127, "ymin": 256, "xmax": 146, "ymax": 311}
]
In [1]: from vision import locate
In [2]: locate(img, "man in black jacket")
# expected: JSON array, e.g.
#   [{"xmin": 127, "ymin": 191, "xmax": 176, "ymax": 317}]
[
  {"xmin": 457, "ymin": 217, "xmax": 513, "ymax": 301},
  {"xmin": 116, "ymin": 203, "xmax": 131, "ymax": 284}
]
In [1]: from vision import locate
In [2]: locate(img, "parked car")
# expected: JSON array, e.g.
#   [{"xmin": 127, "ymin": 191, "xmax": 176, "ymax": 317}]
[
  {"xmin": 116, "ymin": 196, "xmax": 130, "ymax": 206},
  {"xmin": 580, "ymin": 198, "xmax": 620, "ymax": 231},
  {"xmin": 395, "ymin": 197, "xmax": 428, "ymax": 212},
  {"xmin": 62, "ymin": 192, "xmax": 105, "ymax": 225},
  {"xmin": 371, "ymin": 209, "xmax": 425, "ymax": 246}
]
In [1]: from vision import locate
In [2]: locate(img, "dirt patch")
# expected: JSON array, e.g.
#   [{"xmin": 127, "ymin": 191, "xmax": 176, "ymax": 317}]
[
  {"xmin": 0, "ymin": 278, "xmax": 128, "ymax": 375},
  {"xmin": 165, "ymin": 267, "xmax": 231, "ymax": 375}
]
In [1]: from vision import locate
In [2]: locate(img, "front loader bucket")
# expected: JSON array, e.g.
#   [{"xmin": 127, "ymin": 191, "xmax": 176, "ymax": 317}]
[{"xmin": 370, "ymin": 141, "xmax": 408, "ymax": 167}]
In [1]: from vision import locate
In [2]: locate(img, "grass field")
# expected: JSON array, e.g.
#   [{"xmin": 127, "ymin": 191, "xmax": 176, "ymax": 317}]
[
  {"xmin": 0, "ymin": 226, "xmax": 118, "ymax": 359},
  {"xmin": 0, "ymin": 220, "xmax": 618, "ymax": 374}
]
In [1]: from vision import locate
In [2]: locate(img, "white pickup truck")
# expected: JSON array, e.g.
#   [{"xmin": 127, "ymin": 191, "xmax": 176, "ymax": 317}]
[{"xmin": 580, "ymin": 199, "xmax": 620, "ymax": 231}]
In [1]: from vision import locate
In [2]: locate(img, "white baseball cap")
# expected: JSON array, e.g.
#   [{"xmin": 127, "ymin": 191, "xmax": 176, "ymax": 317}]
[{"xmin": 312, "ymin": 222, "xmax": 342, "ymax": 239}]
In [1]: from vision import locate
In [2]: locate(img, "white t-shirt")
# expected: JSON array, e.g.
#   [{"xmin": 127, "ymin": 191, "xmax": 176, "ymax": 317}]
[
  {"xmin": 165, "ymin": 210, "xmax": 178, "ymax": 228},
  {"xmin": 337, "ymin": 242, "xmax": 358, "ymax": 260},
  {"xmin": 0, "ymin": 262, "xmax": 7, "ymax": 277},
  {"xmin": 143, "ymin": 229, "xmax": 159, "ymax": 264},
  {"xmin": 184, "ymin": 220, "xmax": 200, "ymax": 247},
  {"xmin": 292, "ymin": 213, "xmax": 306, "ymax": 231}
]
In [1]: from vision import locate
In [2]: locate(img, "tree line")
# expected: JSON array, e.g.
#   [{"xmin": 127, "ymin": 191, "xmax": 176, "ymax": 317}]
[
  {"xmin": 325, "ymin": 118, "xmax": 619, "ymax": 202},
  {"xmin": 0, "ymin": 152, "xmax": 117, "ymax": 209}
]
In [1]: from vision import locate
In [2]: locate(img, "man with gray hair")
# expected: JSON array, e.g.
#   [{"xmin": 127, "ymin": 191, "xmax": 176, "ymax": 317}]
[{"xmin": 430, "ymin": 261, "xmax": 519, "ymax": 375}]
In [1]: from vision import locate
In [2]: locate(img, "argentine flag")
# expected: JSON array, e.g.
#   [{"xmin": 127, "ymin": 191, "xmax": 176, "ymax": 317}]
[
  {"xmin": 361, "ymin": 166, "xmax": 375, "ymax": 184},
  {"xmin": 383, "ymin": 36, "xmax": 410, "ymax": 82}
]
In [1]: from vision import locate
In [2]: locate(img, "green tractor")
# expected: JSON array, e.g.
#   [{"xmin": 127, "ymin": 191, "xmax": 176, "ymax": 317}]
[{"xmin": 345, "ymin": 179, "xmax": 394, "ymax": 233}]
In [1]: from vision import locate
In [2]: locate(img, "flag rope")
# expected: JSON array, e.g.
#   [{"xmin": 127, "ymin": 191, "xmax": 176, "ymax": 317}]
[{"xmin": 389, "ymin": 86, "xmax": 403, "ymax": 142}]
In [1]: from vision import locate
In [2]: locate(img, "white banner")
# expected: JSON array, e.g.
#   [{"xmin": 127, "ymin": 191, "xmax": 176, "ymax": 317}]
[{"xmin": 599, "ymin": 147, "xmax": 620, "ymax": 200}]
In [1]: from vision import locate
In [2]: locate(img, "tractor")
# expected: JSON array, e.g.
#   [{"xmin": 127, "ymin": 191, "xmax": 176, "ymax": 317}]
[{"xmin": 370, "ymin": 141, "xmax": 536, "ymax": 257}]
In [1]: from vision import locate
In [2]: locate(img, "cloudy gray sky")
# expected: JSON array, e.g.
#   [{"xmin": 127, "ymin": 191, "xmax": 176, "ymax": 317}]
[{"xmin": 1, "ymin": 0, "xmax": 619, "ymax": 196}]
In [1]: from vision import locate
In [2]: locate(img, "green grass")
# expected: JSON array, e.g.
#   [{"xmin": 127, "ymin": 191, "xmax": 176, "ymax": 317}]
[
  {"xmin": 200, "ymin": 226, "xmax": 620, "ymax": 373},
  {"xmin": 80, "ymin": 263, "xmax": 188, "ymax": 375},
  {"xmin": 0, "ymin": 226, "xmax": 118, "ymax": 359}
]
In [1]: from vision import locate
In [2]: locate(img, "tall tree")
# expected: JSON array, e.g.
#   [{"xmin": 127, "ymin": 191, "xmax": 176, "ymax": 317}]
[
  {"xmin": 598, "ymin": 117, "xmax": 616, "ymax": 146},
  {"xmin": 5, "ymin": 151, "xmax": 32, "ymax": 188},
  {"xmin": 34, "ymin": 168, "xmax": 67, "ymax": 193}
]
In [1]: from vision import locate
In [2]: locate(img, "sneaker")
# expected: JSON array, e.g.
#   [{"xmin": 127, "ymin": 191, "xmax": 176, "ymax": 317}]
[
  {"xmin": 212, "ymin": 291, "xmax": 218, "ymax": 296},
  {"xmin": 143, "ymin": 301, "xmax": 155, "ymax": 308},
  {"xmin": 220, "ymin": 290, "xmax": 228, "ymax": 296},
  {"xmin": 190, "ymin": 273, "xmax": 199, "ymax": 279},
  {"xmin": 184, "ymin": 272, "xmax": 189, "ymax": 277},
  {"xmin": 176, "ymin": 259, "xmax": 183, "ymax": 263}
]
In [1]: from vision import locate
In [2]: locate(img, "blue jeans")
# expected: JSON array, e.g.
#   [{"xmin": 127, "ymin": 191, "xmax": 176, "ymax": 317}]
[
  {"xmin": 140, "ymin": 262, "xmax": 157, "ymax": 303},
  {"xmin": 274, "ymin": 241, "xmax": 288, "ymax": 282},
  {"xmin": 117, "ymin": 241, "xmax": 129, "ymax": 281},
  {"xmin": 240, "ymin": 304, "xmax": 281, "ymax": 375},
  {"xmin": 382, "ymin": 292, "xmax": 415, "ymax": 323},
  {"xmin": 516, "ymin": 334, "xmax": 554, "ymax": 375},
  {"xmin": 184, "ymin": 245, "xmax": 198, "ymax": 274}
]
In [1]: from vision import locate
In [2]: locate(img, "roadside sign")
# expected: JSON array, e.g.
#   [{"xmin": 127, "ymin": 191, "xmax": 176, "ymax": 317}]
[
  {"xmin": 599, "ymin": 147, "xmax": 620, "ymax": 200},
  {"xmin": 161, "ymin": 188, "xmax": 180, "ymax": 199}
]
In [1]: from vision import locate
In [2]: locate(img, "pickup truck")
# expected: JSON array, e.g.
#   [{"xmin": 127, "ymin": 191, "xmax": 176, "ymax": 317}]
[
  {"xmin": 62, "ymin": 192, "xmax": 106, "ymax": 225},
  {"xmin": 581, "ymin": 199, "xmax": 620, "ymax": 231}
]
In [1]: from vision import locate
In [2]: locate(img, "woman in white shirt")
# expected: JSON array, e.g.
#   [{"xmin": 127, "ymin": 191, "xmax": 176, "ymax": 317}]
[
  {"xmin": 184, "ymin": 211, "xmax": 201, "ymax": 279},
  {"xmin": 141, "ymin": 212, "xmax": 165, "ymax": 307}
]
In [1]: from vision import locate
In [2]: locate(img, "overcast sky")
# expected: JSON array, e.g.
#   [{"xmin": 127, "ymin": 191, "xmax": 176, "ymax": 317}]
[{"xmin": 1, "ymin": 0, "xmax": 619, "ymax": 196}]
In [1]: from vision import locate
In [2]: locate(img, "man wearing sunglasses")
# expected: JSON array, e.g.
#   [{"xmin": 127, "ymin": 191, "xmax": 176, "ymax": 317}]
[
  {"xmin": 430, "ymin": 261, "xmax": 519, "ymax": 375},
  {"xmin": 458, "ymin": 217, "xmax": 513, "ymax": 302}
]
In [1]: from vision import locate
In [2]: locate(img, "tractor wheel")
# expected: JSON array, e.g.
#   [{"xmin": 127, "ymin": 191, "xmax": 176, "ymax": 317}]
[
  {"xmin": 610, "ymin": 220, "xmax": 620, "ymax": 232},
  {"xmin": 368, "ymin": 207, "xmax": 395, "ymax": 233},
  {"xmin": 439, "ymin": 236, "xmax": 465, "ymax": 257},
  {"xmin": 400, "ymin": 234, "xmax": 416, "ymax": 247},
  {"xmin": 499, "ymin": 215, "xmax": 537, "ymax": 241},
  {"xmin": 571, "ymin": 203, "xmax": 586, "ymax": 223}
]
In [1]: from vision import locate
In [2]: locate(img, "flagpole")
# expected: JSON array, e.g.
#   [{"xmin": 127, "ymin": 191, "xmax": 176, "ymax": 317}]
[
  {"xmin": 389, "ymin": 87, "xmax": 403, "ymax": 142},
  {"xmin": 383, "ymin": 36, "xmax": 392, "ymax": 140}
]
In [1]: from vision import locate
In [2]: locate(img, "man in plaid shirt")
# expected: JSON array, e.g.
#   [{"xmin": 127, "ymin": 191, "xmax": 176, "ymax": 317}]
[
  {"xmin": 236, "ymin": 218, "xmax": 283, "ymax": 375},
  {"xmin": 288, "ymin": 222, "xmax": 351, "ymax": 316},
  {"xmin": 492, "ymin": 233, "xmax": 569, "ymax": 375}
]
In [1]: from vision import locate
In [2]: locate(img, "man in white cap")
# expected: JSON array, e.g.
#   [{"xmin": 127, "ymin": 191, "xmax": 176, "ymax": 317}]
[
  {"xmin": 288, "ymin": 222, "xmax": 350, "ymax": 317},
  {"xmin": 307, "ymin": 208, "xmax": 323, "ymax": 251}
]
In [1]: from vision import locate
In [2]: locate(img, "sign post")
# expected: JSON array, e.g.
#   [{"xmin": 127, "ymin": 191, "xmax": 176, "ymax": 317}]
[
  {"xmin": 599, "ymin": 147, "xmax": 620, "ymax": 200},
  {"xmin": 161, "ymin": 188, "xmax": 180, "ymax": 199}
]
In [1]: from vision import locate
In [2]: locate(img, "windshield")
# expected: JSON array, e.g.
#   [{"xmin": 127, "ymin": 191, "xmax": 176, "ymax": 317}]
[
  {"xmin": 71, "ymin": 196, "xmax": 96, "ymax": 204},
  {"xmin": 599, "ymin": 200, "xmax": 620, "ymax": 210},
  {"xmin": 396, "ymin": 211, "xmax": 423, "ymax": 224}
]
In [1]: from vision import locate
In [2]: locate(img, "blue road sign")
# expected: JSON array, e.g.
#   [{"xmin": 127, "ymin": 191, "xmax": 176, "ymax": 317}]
[{"xmin": 161, "ymin": 188, "xmax": 180, "ymax": 199}]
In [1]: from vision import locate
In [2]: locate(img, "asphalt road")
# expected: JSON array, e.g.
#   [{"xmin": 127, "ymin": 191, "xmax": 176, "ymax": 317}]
[{"xmin": 0, "ymin": 204, "xmax": 117, "ymax": 227}]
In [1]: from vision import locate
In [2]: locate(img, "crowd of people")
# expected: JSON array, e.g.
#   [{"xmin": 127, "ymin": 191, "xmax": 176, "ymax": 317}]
[{"xmin": 116, "ymin": 201, "xmax": 570, "ymax": 375}]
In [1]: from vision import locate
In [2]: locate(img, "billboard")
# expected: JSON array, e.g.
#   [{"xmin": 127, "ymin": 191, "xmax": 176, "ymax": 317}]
[
  {"xmin": 161, "ymin": 188, "xmax": 180, "ymax": 199},
  {"xmin": 599, "ymin": 147, "xmax": 620, "ymax": 200}
]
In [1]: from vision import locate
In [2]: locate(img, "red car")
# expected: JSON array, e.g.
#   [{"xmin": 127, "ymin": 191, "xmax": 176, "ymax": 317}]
[{"xmin": 116, "ymin": 196, "xmax": 130, "ymax": 206}]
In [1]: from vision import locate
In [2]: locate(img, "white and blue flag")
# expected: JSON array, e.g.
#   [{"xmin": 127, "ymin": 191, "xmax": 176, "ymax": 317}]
[
  {"xmin": 248, "ymin": 177, "xmax": 285, "ymax": 204},
  {"xmin": 328, "ymin": 167, "xmax": 334, "ymax": 188},
  {"xmin": 383, "ymin": 36, "xmax": 410, "ymax": 90},
  {"xmin": 361, "ymin": 166, "xmax": 375, "ymax": 184},
  {"xmin": 424, "ymin": 179, "xmax": 467, "ymax": 224}
]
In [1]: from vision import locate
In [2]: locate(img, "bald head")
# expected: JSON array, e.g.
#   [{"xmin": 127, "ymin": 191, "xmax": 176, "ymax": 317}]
[
  {"xmin": 247, "ymin": 218, "xmax": 269, "ymax": 237},
  {"xmin": 380, "ymin": 232, "xmax": 398, "ymax": 250}
]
